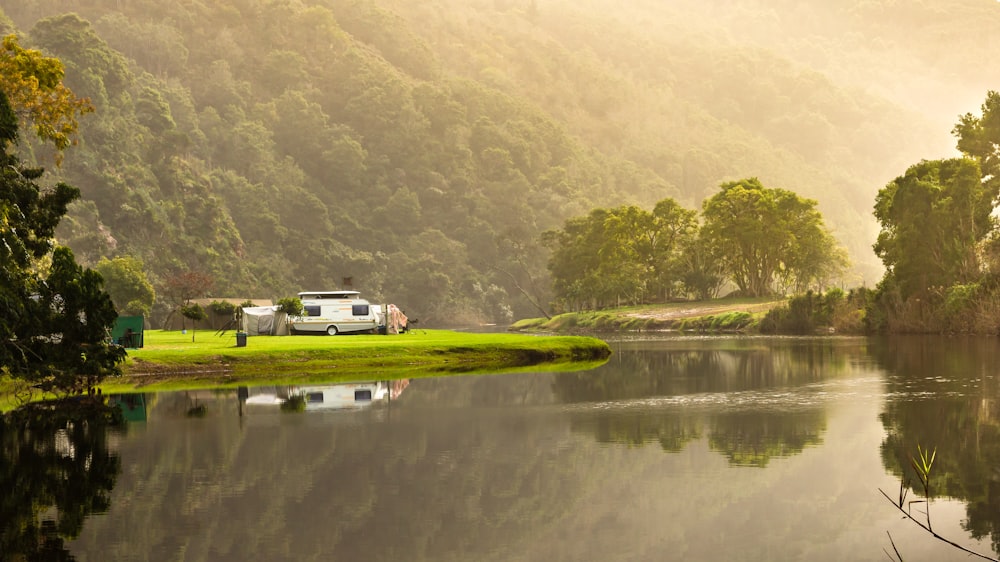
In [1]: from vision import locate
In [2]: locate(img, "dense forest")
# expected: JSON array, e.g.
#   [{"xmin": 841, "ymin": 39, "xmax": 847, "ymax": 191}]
[{"xmin": 1, "ymin": 0, "xmax": 995, "ymax": 325}]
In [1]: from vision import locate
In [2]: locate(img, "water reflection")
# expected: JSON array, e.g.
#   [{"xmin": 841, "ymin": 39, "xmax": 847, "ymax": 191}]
[
  {"xmin": 239, "ymin": 380, "xmax": 410, "ymax": 412},
  {"xmin": 11, "ymin": 337, "xmax": 1000, "ymax": 560},
  {"xmin": 552, "ymin": 337, "xmax": 858, "ymax": 465},
  {"xmin": 873, "ymin": 336, "xmax": 1000, "ymax": 555},
  {"xmin": 0, "ymin": 399, "xmax": 122, "ymax": 561}
]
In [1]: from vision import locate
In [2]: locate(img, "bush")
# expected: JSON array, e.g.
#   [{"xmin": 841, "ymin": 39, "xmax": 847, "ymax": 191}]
[
  {"xmin": 276, "ymin": 297, "xmax": 303, "ymax": 316},
  {"xmin": 208, "ymin": 300, "xmax": 237, "ymax": 316},
  {"xmin": 762, "ymin": 289, "xmax": 867, "ymax": 334}
]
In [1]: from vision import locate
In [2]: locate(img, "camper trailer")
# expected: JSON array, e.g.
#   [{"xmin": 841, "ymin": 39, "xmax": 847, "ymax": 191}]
[{"xmin": 289, "ymin": 291, "xmax": 379, "ymax": 335}]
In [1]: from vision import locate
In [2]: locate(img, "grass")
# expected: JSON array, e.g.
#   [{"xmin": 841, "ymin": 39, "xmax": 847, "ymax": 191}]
[
  {"xmin": 87, "ymin": 328, "xmax": 611, "ymax": 392},
  {"xmin": 511, "ymin": 297, "xmax": 781, "ymax": 333}
]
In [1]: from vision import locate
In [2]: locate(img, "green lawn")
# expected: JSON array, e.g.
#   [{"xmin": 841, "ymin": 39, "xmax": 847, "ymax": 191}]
[{"xmin": 96, "ymin": 328, "xmax": 611, "ymax": 392}]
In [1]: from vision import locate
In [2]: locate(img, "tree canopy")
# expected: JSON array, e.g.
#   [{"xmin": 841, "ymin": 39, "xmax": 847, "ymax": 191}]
[
  {"xmin": 701, "ymin": 178, "xmax": 846, "ymax": 297},
  {"xmin": 0, "ymin": 73, "xmax": 123, "ymax": 393},
  {"xmin": 867, "ymin": 91, "xmax": 1000, "ymax": 333},
  {"xmin": 873, "ymin": 158, "xmax": 992, "ymax": 299},
  {"xmin": 0, "ymin": 34, "xmax": 92, "ymax": 154},
  {"xmin": 545, "ymin": 184, "xmax": 847, "ymax": 309}
]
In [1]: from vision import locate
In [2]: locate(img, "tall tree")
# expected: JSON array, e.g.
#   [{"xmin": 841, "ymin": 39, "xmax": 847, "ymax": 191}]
[
  {"xmin": 701, "ymin": 178, "xmax": 844, "ymax": 297},
  {"xmin": 873, "ymin": 158, "xmax": 992, "ymax": 298},
  {"xmin": 0, "ymin": 84, "xmax": 124, "ymax": 393}
]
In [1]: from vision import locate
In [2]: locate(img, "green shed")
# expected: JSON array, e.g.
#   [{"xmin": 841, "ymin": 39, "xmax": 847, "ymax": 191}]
[{"xmin": 112, "ymin": 315, "xmax": 144, "ymax": 348}]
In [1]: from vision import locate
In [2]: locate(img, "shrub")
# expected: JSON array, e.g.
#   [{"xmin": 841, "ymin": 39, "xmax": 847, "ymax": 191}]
[
  {"xmin": 208, "ymin": 300, "xmax": 237, "ymax": 316},
  {"xmin": 276, "ymin": 297, "xmax": 303, "ymax": 316}
]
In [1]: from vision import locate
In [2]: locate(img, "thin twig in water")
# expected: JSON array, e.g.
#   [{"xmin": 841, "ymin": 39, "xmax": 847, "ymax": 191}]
[
  {"xmin": 879, "ymin": 488, "xmax": 997, "ymax": 561},
  {"xmin": 884, "ymin": 530, "xmax": 903, "ymax": 562}
]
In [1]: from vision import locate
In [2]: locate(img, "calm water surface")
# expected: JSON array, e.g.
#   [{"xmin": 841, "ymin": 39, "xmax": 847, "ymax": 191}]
[{"xmin": 9, "ymin": 335, "xmax": 1000, "ymax": 561}]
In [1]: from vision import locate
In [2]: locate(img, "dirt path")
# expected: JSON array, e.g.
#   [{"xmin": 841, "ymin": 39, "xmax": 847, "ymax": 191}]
[{"xmin": 623, "ymin": 300, "xmax": 784, "ymax": 321}]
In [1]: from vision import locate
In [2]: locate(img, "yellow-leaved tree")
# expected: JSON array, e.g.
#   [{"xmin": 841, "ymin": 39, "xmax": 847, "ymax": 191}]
[{"xmin": 0, "ymin": 34, "xmax": 93, "ymax": 157}]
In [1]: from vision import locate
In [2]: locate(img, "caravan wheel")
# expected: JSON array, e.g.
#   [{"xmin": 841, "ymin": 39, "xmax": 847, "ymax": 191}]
[{"xmin": 326, "ymin": 326, "xmax": 339, "ymax": 336}]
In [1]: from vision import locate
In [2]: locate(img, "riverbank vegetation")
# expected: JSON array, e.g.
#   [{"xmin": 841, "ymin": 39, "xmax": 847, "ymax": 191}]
[
  {"xmin": 543, "ymin": 178, "xmax": 847, "ymax": 311},
  {"xmin": 534, "ymin": 90, "xmax": 1000, "ymax": 336},
  {"xmin": 863, "ymin": 92, "xmax": 1000, "ymax": 334}
]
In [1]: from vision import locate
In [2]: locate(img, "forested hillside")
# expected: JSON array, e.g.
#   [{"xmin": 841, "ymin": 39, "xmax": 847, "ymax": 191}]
[{"xmin": 0, "ymin": 0, "xmax": 993, "ymax": 325}]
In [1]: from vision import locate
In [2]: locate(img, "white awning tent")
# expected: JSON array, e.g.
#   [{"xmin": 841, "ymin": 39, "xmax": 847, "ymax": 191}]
[{"xmin": 241, "ymin": 306, "xmax": 289, "ymax": 336}]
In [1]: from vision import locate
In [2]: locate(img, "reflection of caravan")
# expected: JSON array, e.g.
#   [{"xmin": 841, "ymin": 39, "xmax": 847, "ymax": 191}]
[
  {"xmin": 240, "ymin": 381, "xmax": 409, "ymax": 411},
  {"xmin": 293, "ymin": 383, "xmax": 387, "ymax": 410},
  {"xmin": 289, "ymin": 291, "xmax": 379, "ymax": 335}
]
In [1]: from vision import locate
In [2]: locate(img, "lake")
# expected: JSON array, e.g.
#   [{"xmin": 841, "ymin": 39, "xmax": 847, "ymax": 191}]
[{"xmin": 6, "ymin": 335, "xmax": 1000, "ymax": 561}]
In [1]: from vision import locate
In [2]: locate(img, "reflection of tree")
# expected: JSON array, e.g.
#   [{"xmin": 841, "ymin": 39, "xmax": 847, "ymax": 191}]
[
  {"xmin": 553, "ymin": 339, "xmax": 858, "ymax": 403},
  {"xmin": 552, "ymin": 340, "xmax": 843, "ymax": 462},
  {"xmin": 708, "ymin": 411, "xmax": 825, "ymax": 467},
  {"xmin": 0, "ymin": 399, "xmax": 122, "ymax": 560},
  {"xmin": 874, "ymin": 336, "xmax": 1000, "ymax": 556},
  {"xmin": 569, "ymin": 411, "xmax": 702, "ymax": 451}
]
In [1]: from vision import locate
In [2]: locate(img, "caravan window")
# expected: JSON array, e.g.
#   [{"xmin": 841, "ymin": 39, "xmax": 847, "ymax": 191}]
[
  {"xmin": 304, "ymin": 306, "xmax": 321, "ymax": 317},
  {"xmin": 352, "ymin": 304, "xmax": 370, "ymax": 316}
]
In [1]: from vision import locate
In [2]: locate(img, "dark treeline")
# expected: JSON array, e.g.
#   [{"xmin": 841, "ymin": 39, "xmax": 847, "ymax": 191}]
[{"xmin": 1, "ymin": 0, "xmax": 995, "ymax": 325}]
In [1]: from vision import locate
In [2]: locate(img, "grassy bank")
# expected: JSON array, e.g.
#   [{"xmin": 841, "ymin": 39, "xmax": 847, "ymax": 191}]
[
  {"xmin": 83, "ymin": 329, "xmax": 611, "ymax": 392},
  {"xmin": 511, "ymin": 297, "xmax": 783, "ymax": 333}
]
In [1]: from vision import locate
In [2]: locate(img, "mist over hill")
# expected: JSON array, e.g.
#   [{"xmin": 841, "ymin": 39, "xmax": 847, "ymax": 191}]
[{"xmin": 1, "ymin": 0, "xmax": 993, "ymax": 325}]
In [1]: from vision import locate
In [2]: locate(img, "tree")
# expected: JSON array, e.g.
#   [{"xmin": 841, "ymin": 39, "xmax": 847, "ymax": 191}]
[
  {"xmin": 953, "ymin": 90, "xmax": 1000, "ymax": 192},
  {"xmin": 873, "ymin": 158, "xmax": 992, "ymax": 298},
  {"xmin": 544, "ymin": 199, "xmax": 699, "ymax": 310},
  {"xmin": 162, "ymin": 270, "xmax": 213, "ymax": 328},
  {"xmin": 94, "ymin": 256, "xmax": 156, "ymax": 317},
  {"xmin": 0, "ymin": 88, "xmax": 124, "ymax": 393},
  {"xmin": 180, "ymin": 304, "xmax": 207, "ymax": 342},
  {"xmin": 701, "ymin": 178, "xmax": 844, "ymax": 297},
  {"xmin": 0, "ymin": 34, "xmax": 93, "ymax": 155}
]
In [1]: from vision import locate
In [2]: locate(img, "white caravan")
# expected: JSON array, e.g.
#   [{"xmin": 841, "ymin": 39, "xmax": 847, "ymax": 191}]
[{"xmin": 289, "ymin": 291, "xmax": 379, "ymax": 335}]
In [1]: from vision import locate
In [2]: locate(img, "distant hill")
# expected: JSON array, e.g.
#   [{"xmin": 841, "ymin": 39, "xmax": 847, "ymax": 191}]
[{"xmin": 1, "ymin": 0, "xmax": 994, "ymax": 324}]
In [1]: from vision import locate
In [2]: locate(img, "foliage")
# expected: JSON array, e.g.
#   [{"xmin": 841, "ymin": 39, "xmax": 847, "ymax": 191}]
[
  {"xmin": 207, "ymin": 300, "xmax": 236, "ymax": 316},
  {"xmin": 276, "ymin": 297, "xmax": 303, "ymax": 316},
  {"xmin": 701, "ymin": 178, "xmax": 847, "ymax": 297},
  {"xmin": 867, "ymin": 90, "xmax": 1000, "ymax": 333},
  {"xmin": 180, "ymin": 303, "xmax": 207, "ymax": 322},
  {"xmin": 873, "ymin": 158, "xmax": 993, "ymax": 299},
  {"xmin": 881, "ymin": 444, "xmax": 997, "ymax": 561},
  {"xmin": 0, "ymin": 87, "xmax": 124, "ymax": 394},
  {"xmin": 543, "ymin": 198, "xmax": 698, "ymax": 310},
  {"xmin": 0, "ymin": 34, "xmax": 93, "ymax": 154},
  {"xmin": 280, "ymin": 394, "xmax": 307, "ymax": 413},
  {"xmin": 759, "ymin": 288, "xmax": 868, "ymax": 335},
  {"xmin": 163, "ymin": 270, "xmax": 213, "ymax": 307},
  {"xmin": 180, "ymin": 303, "xmax": 207, "ymax": 342},
  {"xmin": 93, "ymin": 255, "xmax": 155, "ymax": 317}
]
